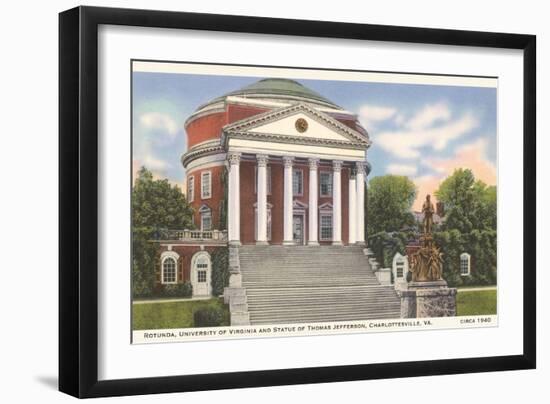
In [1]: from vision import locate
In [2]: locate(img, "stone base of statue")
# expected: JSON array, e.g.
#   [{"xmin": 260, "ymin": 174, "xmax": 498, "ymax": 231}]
[{"xmin": 400, "ymin": 280, "xmax": 457, "ymax": 318}]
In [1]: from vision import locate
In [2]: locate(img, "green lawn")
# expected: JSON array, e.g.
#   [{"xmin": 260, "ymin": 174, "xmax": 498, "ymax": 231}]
[
  {"xmin": 456, "ymin": 289, "xmax": 497, "ymax": 316},
  {"xmin": 133, "ymin": 298, "xmax": 230, "ymax": 330}
]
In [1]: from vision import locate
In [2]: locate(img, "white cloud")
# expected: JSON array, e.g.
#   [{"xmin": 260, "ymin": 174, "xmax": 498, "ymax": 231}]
[
  {"xmin": 387, "ymin": 164, "xmax": 418, "ymax": 176},
  {"xmin": 358, "ymin": 104, "xmax": 397, "ymax": 128},
  {"xmin": 142, "ymin": 154, "xmax": 170, "ymax": 171},
  {"xmin": 405, "ymin": 102, "xmax": 451, "ymax": 130},
  {"xmin": 139, "ymin": 112, "xmax": 178, "ymax": 137},
  {"xmin": 375, "ymin": 112, "xmax": 478, "ymax": 159}
]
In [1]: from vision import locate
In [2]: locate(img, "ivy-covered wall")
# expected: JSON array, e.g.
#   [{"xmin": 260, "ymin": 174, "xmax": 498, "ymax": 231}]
[{"xmin": 211, "ymin": 247, "xmax": 230, "ymax": 296}]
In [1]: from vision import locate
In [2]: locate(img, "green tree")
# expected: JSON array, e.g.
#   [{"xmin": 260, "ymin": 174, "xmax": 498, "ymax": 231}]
[
  {"xmin": 367, "ymin": 175, "xmax": 417, "ymax": 235},
  {"xmin": 433, "ymin": 169, "xmax": 497, "ymax": 286},
  {"xmin": 132, "ymin": 167, "xmax": 195, "ymax": 298},
  {"xmin": 435, "ymin": 168, "xmax": 496, "ymax": 232}
]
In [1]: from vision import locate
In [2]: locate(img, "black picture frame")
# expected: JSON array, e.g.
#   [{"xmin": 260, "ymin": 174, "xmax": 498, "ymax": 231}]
[{"xmin": 59, "ymin": 5, "xmax": 536, "ymax": 398}]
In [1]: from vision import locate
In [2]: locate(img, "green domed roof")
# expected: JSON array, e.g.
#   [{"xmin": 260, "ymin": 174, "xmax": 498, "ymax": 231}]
[{"xmin": 205, "ymin": 78, "xmax": 341, "ymax": 110}]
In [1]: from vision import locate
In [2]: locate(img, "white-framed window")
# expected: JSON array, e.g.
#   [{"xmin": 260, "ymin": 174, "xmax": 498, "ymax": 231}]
[
  {"xmin": 187, "ymin": 175, "xmax": 194, "ymax": 202},
  {"xmin": 160, "ymin": 251, "xmax": 179, "ymax": 284},
  {"xmin": 254, "ymin": 166, "xmax": 272, "ymax": 194},
  {"xmin": 199, "ymin": 205, "xmax": 212, "ymax": 231},
  {"xmin": 293, "ymin": 168, "xmax": 303, "ymax": 196},
  {"xmin": 396, "ymin": 261, "xmax": 405, "ymax": 278},
  {"xmin": 201, "ymin": 171, "xmax": 212, "ymax": 199},
  {"xmin": 460, "ymin": 253, "xmax": 471, "ymax": 276},
  {"xmin": 320, "ymin": 214, "xmax": 333, "ymax": 241},
  {"xmin": 319, "ymin": 171, "xmax": 332, "ymax": 197},
  {"xmin": 197, "ymin": 269, "xmax": 207, "ymax": 283},
  {"xmin": 392, "ymin": 253, "xmax": 409, "ymax": 282}
]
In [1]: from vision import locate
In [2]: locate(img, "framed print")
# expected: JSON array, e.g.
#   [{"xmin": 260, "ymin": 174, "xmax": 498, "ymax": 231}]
[{"xmin": 59, "ymin": 6, "xmax": 536, "ymax": 398}]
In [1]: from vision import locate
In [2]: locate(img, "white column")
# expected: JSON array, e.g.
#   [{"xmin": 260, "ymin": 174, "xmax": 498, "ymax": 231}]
[
  {"xmin": 356, "ymin": 162, "xmax": 366, "ymax": 245},
  {"xmin": 282, "ymin": 156, "xmax": 294, "ymax": 245},
  {"xmin": 348, "ymin": 169, "xmax": 357, "ymax": 245},
  {"xmin": 227, "ymin": 152, "xmax": 241, "ymax": 245},
  {"xmin": 256, "ymin": 154, "xmax": 269, "ymax": 245},
  {"xmin": 332, "ymin": 160, "xmax": 343, "ymax": 245},
  {"xmin": 308, "ymin": 158, "xmax": 319, "ymax": 246}
]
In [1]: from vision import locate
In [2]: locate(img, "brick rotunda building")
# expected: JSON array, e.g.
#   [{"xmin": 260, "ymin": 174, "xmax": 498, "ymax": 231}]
[
  {"xmin": 183, "ymin": 78, "xmax": 371, "ymax": 247},
  {"xmin": 155, "ymin": 78, "xmax": 401, "ymax": 326}
]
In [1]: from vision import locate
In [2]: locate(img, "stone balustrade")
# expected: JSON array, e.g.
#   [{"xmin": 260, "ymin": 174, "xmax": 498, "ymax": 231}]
[{"xmin": 156, "ymin": 229, "xmax": 228, "ymax": 242}]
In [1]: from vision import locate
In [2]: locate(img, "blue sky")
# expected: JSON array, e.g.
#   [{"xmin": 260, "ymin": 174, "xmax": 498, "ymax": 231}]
[{"xmin": 132, "ymin": 71, "xmax": 496, "ymax": 210}]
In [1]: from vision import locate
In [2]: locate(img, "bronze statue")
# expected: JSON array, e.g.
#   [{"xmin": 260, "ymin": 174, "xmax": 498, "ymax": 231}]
[
  {"xmin": 421, "ymin": 194, "xmax": 435, "ymax": 234},
  {"xmin": 409, "ymin": 194, "xmax": 443, "ymax": 282}
]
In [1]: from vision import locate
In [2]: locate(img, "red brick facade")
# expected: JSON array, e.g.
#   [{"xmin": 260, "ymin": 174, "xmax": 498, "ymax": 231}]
[
  {"xmin": 187, "ymin": 165, "xmax": 226, "ymax": 230},
  {"xmin": 184, "ymin": 102, "xmax": 362, "ymax": 245},
  {"xmin": 155, "ymin": 245, "xmax": 223, "ymax": 289}
]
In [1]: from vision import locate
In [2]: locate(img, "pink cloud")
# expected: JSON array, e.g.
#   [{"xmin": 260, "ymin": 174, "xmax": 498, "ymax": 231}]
[
  {"xmin": 412, "ymin": 175, "xmax": 442, "ymax": 211},
  {"xmin": 412, "ymin": 139, "xmax": 496, "ymax": 210}
]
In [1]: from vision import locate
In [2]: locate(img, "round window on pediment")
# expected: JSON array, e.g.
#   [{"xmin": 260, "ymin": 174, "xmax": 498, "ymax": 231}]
[{"xmin": 295, "ymin": 118, "xmax": 308, "ymax": 133}]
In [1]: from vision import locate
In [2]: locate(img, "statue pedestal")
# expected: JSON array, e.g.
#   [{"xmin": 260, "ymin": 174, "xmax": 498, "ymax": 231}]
[{"xmin": 400, "ymin": 280, "xmax": 457, "ymax": 318}]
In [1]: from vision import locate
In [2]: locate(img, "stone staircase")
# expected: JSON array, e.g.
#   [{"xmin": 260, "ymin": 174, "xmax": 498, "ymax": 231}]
[{"xmin": 239, "ymin": 245, "xmax": 401, "ymax": 325}]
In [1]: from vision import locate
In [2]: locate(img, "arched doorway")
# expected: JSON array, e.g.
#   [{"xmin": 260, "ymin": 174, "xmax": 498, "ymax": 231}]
[{"xmin": 191, "ymin": 251, "xmax": 212, "ymax": 297}]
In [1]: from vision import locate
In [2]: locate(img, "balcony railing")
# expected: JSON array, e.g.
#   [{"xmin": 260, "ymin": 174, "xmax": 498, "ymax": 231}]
[{"xmin": 156, "ymin": 229, "xmax": 228, "ymax": 242}]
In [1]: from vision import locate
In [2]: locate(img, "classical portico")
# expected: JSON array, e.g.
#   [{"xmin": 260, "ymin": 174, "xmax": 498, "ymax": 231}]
[{"xmin": 223, "ymin": 102, "xmax": 370, "ymax": 246}]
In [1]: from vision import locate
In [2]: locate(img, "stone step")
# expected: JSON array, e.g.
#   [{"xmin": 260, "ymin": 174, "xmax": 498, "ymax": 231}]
[
  {"xmin": 249, "ymin": 311, "xmax": 401, "ymax": 323},
  {"xmin": 250, "ymin": 315, "xmax": 400, "ymax": 325},
  {"xmin": 237, "ymin": 245, "xmax": 399, "ymax": 325},
  {"xmin": 247, "ymin": 293, "xmax": 399, "ymax": 305},
  {"xmin": 249, "ymin": 307, "xmax": 400, "ymax": 316},
  {"xmin": 248, "ymin": 302, "xmax": 401, "ymax": 311},
  {"xmin": 247, "ymin": 291, "xmax": 399, "ymax": 299},
  {"xmin": 245, "ymin": 285, "xmax": 394, "ymax": 294},
  {"xmin": 243, "ymin": 282, "xmax": 381, "ymax": 288},
  {"xmin": 241, "ymin": 273, "xmax": 377, "ymax": 279}
]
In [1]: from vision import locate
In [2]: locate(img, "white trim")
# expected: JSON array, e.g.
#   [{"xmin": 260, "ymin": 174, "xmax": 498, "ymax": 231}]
[
  {"xmin": 187, "ymin": 175, "xmax": 194, "ymax": 203},
  {"xmin": 185, "ymin": 153, "xmax": 227, "ymax": 173},
  {"xmin": 160, "ymin": 251, "xmax": 180, "ymax": 285},
  {"xmin": 201, "ymin": 170, "xmax": 212, "ymax": 200},
  {"xmin": 199, "ymin": 205, "xmax": 212, "ymax": 231},
  {"xmin": 223, "ymin": 102, "xmax": 368, "ymax": 144},
  {"xmin": 319, "ymin": 212, "xmax": 333, "ymax": 241},
  {"xmin": 319, "ymin": 171, "xmax": 332, "ymax": 197},
  {"xmin": 292, "ymin": 168, "xmax": 304, "ymax": 196},
  {"xmin": 226, "ymin": 139, "xmax": 366, "ymax": 161},
  {"xmin": 190, "ymin": 251, "xmax": 212, "ymax": 297},
  {"xmin": 460, "ymin": 252, "xmax": 471, "ymax": 276},
  {"xmin": 292, "ymin": 211, "xmax": 306, "ymax": 245}
]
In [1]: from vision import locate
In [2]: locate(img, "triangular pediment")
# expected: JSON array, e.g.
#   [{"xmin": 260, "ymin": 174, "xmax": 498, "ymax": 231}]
[
  {"xmin": 223, "ymin": 103, "xmax": 370, "ymax": 148},
  {"xmin": 293, "ymin": 200, "xmax": 308, "ymax": 209}
]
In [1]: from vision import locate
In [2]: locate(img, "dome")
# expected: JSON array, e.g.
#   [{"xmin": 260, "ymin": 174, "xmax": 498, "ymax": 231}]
[{"xmin": 197, "ymin": 78, "xmax": 342, "ymax": 111}]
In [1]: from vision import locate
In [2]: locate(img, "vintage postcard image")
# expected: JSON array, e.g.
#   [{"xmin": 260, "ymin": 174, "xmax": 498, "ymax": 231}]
[{"xmin": 130, "ymin": 61, "xmax": 497, "ymax": 343}]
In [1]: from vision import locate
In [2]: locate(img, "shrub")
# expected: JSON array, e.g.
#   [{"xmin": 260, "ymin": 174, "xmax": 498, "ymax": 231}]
[
  {"xmin": 158, "ymin": 282, "xmax": 193, "ymax": 298},
  {"xmin": 193, "ymin": 306, "xmax": 225, "ymax": 327}
]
